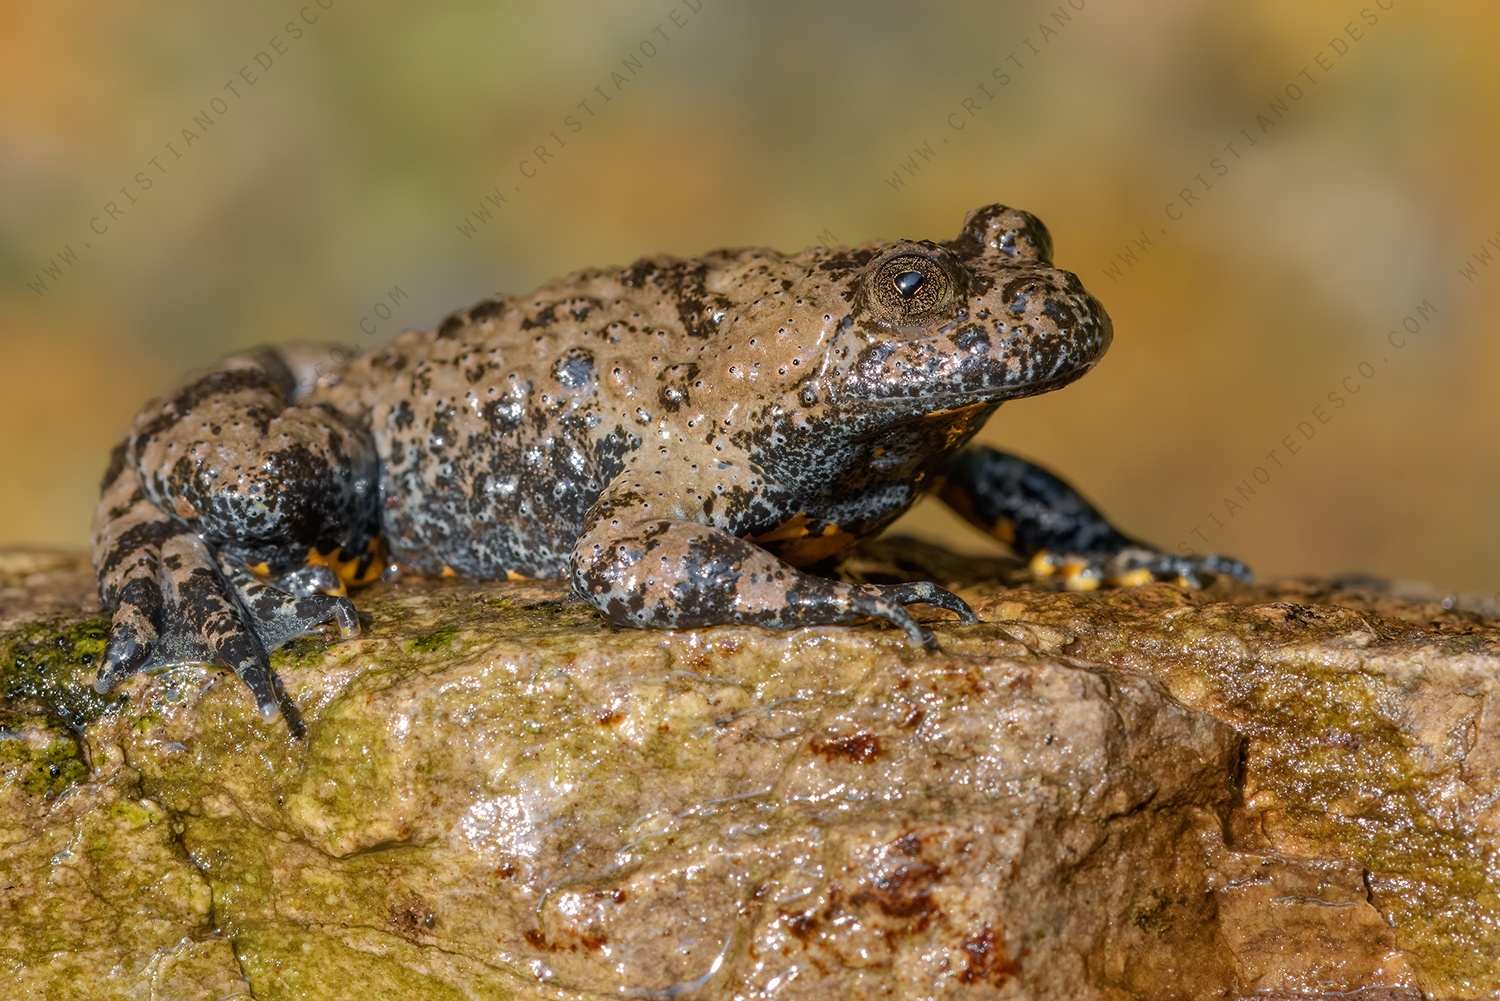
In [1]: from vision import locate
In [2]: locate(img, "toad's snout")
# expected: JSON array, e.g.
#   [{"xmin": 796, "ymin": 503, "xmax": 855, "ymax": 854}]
[{"xmin": 843, "ymin": 264, "xmax": 1111, "ymax": 411}]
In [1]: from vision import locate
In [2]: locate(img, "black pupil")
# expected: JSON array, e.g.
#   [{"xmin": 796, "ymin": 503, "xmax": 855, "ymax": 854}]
[{"xmin": 893, "ymin": 270, "xmax": 925, "ymax": 298}]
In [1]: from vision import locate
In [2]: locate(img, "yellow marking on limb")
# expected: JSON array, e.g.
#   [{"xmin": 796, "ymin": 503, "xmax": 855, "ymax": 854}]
[
  {"xmin": 745, "ymin": 513, "xmax": 814, "ymax": 546},
  {"xmin": 935, "ymin": 478, "xmax": 1016, "ymax": 547},
  {"xmin": 1063, "ymin": 570, "xmax": 1101, "ymax": 592},
  {"xmin": 246, "ymin": 562, "xmax": 273, "ymax": 579},
  {"xmin": 942, "ymin": 403, "xmax": 989, "ymax": 446},
  {"xmin": 775, "ymin": 524, "xmax": 861, "ymax": 568},
  {"xmin": 917, "ymin": 402, "xmax": 992, "ymax": 448},
  {"xmin": 1033, "ymin": 551, "xmax": 1087, "ymax": 575},
  {"xmin": 348, "ymin": 536, "xmax": 388, "ymax": 586},
  {"xmin": 440, "ymin": 565, "xmax": 459, "ymax": 578},
  {"xmin": 505, "ymin": 570, "xmax": 531, "ymax": 582},
  {"xmin": 746, "ymin": 514, "xmax": 859, "ymax": 568},
  {"xmin": 306, "ymin": 535, "xmax": 388, "ymax": 588},
  {"xmin": 1112, "ymin": 568, "xmax": 1155, "ymax": 588}
]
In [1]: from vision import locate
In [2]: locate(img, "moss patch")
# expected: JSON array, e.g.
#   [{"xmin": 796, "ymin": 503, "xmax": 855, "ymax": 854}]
[
  {"xmin": 1234, "ymin": 662, "xmax": 1500, "ymax": 991},
  {"xmin": 0, "ymin": 715, "xmax": 89, "ymax": 797},
  {"xmin": 234, "ymin": 925, "xmax": 475, "ymax": 1001},
  {"xmin": 406, "ymin": 624, "xmax": 461, "ymax": 654},
  {"xmin": 0, "ymin": 617, "xmax": 121, "ymax": 730},
  {"xmin": 269, "ymin": 631, "xmax": 342, "ymax": 671}
]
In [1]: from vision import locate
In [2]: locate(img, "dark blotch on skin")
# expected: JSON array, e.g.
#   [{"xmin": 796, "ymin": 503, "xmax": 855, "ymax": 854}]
[
  {"xmin": 468, "ymin": 298, "xmax": 508, "ymax": 324},
  {"xmin": 621, "ymin": 259, "xmax": 658, "ymax": 288},
  {"xmin": 98, "ymin": 520, "xmax": 183, "ymax": 582},
  {"xmin": 553, "ymin": 348, "xmax": 595, "ymax": 389},
  {"xmin": 520, "ymin": 303, "xmax": 557, "ymax": 330},
  {"xmin": 393, "ymin": 401, "xmax": 415, "ymax": 430}
]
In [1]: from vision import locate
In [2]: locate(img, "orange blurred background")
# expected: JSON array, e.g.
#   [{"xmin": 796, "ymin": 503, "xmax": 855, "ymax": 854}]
[{"xmin": 3, "ymin": 1, "xmax": 1497, "ymax": 594}]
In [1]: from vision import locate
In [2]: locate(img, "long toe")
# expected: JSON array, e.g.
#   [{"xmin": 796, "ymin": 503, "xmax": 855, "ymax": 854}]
[
  {"xmin": 846, "ymin": 588, "xmax": 927, "ymax": 647},
  {"xmin": 231, "ymin": 653, "xmax": 305, "ymax": 737},
  {"xmin": 882, "ymin": 581, "xmax": 978, "ymax": 623},
  {"xmin": 96, "ymin": 621, "xmax": 150, "ymax": 694}
]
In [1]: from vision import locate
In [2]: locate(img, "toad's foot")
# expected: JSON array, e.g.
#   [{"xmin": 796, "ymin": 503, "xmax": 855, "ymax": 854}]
[
  {"xmin": 829, "ymin": 580, "xmax": 979, "ymax": 648},
  {"xmin": 939, "ymin": 445, "xmax": 1252, "ymax": 590},
  {"xmin": 91, "ymin": 346, "xmax": 382, "ymax": 732},
  {"xmin": 1029, "ymin": 546, "xmax": 1252, "ymax": 591},
  {"xmin": 92, "ymin": 465, "xmax": 358, "ymax": 736}
]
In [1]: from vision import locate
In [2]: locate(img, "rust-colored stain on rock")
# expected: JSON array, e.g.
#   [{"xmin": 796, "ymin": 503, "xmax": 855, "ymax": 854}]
[
  {"xmin": 807, "ymin": 730, "xmax": 883, "ymax": 763},
  {"xmin": 958, "ymin": 926, "xmax": 1022, "ymax": 985}
]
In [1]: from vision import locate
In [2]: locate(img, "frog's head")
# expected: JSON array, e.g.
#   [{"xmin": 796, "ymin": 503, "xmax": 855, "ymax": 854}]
[{"xmin": 827, "ymin": 204, "xmax": 1111, "ymax": 418}]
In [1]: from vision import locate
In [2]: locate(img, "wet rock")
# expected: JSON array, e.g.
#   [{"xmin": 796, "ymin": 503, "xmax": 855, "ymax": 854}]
[{"xmin": 1, "ymin": 543, "xmax": 1496, "ymax": 999}]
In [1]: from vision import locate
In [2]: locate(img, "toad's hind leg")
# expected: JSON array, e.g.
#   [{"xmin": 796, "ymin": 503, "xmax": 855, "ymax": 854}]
[
  {"xmin": 937, "ymin": 445, "xmax": 1251, "ymax": 590},
  {"xmin": 91, "ymin": 346, "xmax": 377, "ymax": 729}
]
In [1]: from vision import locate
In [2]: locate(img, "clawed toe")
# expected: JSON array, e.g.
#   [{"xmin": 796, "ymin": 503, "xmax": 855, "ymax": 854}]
[
  {"xmin": 94, "ymin": 623, "xmax": 149, "ymax": 695},
  {"xmin": 878, "ymin": 581, "xmax": 979, "ymax": 624},
  {"xmin": 234, "ymin": 658, "xmax": 306, "ymax": 736},
  {"xmin": 850, "ymin": 580, "xmax": 977, "ymax": 648},
  {"xmin": 1138, "ymin": 550, "xmax": 1253, "ymax": 587},
  {"xmin": 844, "ymin": 591, "xmax": 926, "ymax": 647},
  {"xmin": 220, "ymin": 558, "xmax": 360, "ymax": 651}
]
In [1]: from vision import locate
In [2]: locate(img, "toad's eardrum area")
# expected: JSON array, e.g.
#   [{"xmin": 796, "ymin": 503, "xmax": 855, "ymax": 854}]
[{"xmin": 91, "ymin": 203, "xmax": 1248, "ymax": 728}]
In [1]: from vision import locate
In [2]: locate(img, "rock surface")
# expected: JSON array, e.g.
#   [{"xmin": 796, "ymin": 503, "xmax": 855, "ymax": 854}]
[{"xmin": 2, "ymin": 543, "xmax": 1498, "ymax": 1000}]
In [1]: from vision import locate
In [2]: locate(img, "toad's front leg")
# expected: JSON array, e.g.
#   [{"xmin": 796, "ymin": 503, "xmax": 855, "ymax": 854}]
[
  {"xmin": 91, "ymin": 346, "xmax": 378, "ymax": 730},
  {"xmin": 570, "ymin": 489, "xmax": 976, "ymax": 647},
  {"xmin": 938, "ymin": 445, "xmax": 1251, "ymax": 590}
]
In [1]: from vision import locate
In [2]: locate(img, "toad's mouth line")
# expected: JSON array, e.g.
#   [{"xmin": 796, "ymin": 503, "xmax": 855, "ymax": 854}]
[
  {"xmin": 918, "ymin": 400, "xmax": 992, "ymax": 421},
  {"xmin": 847, "ymin": 362, "xmax": 1103, "ymax": 416}
]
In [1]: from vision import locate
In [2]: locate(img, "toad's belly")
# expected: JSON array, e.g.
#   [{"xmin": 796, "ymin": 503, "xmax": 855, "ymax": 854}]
[{"xmin": 375, "ymin": 423, "xmax": 613, "ymax": 580}]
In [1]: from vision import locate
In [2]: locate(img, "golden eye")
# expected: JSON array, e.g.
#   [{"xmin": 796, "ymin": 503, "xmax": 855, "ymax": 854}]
[{"xmin": 871, "ymin": 253, "xmax": 953, "ymax": 323}]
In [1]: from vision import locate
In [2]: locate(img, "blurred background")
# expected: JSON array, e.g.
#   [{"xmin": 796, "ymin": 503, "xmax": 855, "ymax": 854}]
[{"xmin": 3, "ymin": 0, "xmax": 1497, "ymax": 593}]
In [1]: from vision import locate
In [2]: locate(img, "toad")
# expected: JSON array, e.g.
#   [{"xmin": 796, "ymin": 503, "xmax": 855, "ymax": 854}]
[{"xmin": 92, "ymin": 204, "xmax": 1247, "ymax": 728}]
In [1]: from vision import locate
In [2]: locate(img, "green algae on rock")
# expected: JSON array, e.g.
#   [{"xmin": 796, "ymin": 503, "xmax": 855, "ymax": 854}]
[
  {"xmin": 0, "ymin": 715, "xmax": 89, "ymax": 797},
  {"xmin": 2, "ymin": 545, "xmax": 1498, "ymax": 999},
  {"xmin": 1, "ymin": 617, "xmax": 122, "ymax": 731}
]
